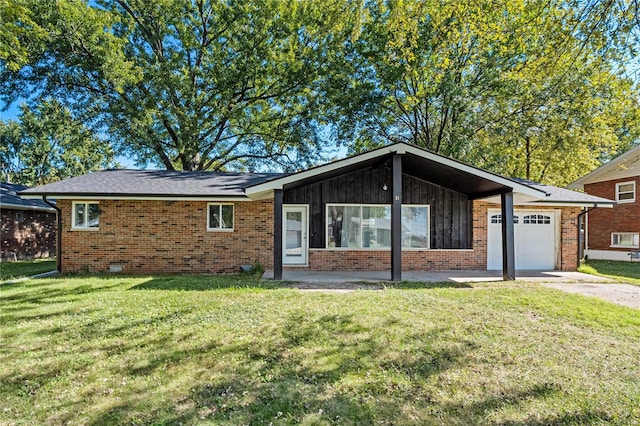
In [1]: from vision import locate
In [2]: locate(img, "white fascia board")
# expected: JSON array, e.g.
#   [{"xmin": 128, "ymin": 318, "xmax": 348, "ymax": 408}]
[
  {"xmin": 567, "ymin": 144, "xmax": 640, "ymax": 189},
  {"xmin": 246, "ymin": 145, "xmax": 402, "ymax": 197},
  {"xmin": 523, "ymin": 202, "xmax": 615, "ymax": 208},
  {"xmin": 20, "ymin": 195, "xmax": 251, "ymax": 202},
  {"xmin": 246, "ymin": 142, "xmax": 547, "ymax": 200},
  {"xmin": 0, "ymin": 203, "xmax": 56, "ymax": 212},
  {"xmin": 401, "ymin": 145, "xmax": 546, "ymax": 199}
]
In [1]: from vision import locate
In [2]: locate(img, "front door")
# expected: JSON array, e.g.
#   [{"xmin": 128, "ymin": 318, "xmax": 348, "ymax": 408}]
[{"xmin": 283, "ymin": 206, "xmax": 308, "ymax": 265}]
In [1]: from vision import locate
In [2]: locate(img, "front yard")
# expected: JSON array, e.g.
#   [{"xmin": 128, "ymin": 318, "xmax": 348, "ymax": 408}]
[
  {"xmin": 1, "ymin": 275, "xmax": 638, "ymax": 425},
  {"xmin": 578, "ymin": 259, "xmax": 640, "ymax": 285},
  {"xmin": 0, "ymin": 259, "xmax": 57, "ymax": 281}
]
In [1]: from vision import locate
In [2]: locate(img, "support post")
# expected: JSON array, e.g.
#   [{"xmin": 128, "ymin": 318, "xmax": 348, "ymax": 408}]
[
  {"xmin": 501, "ymin": 191, "xmax": 516, "ymax": 280},
  {"xmin": 273, "ymin": 189, "xmax": 283, "ymax": 280},
  {"xmin": 391, "ymin": 154, "xmax": 402, "ymax": 281}
]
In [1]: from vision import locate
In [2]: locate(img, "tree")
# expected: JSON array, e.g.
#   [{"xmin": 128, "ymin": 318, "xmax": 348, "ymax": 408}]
[
  {"xmin": 1, "ymin": 0, "xmax": 359, "ymax": 171},
  {"xmin": 0, "ymin": 99, "xmax": 114, "ymax": 185},
  {"xmin": 322, "ymin": 0, "xmax": 640, "ymax": 186}
]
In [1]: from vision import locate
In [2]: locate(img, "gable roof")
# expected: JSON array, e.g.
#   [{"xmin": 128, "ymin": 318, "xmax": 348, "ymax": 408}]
[
  {"xmin": 567, "ymin": 144, "xmax": 640, "ymax": 190},
  {"xmin": 246, "ymin": 142, "xmax": 548, "ymax": 202},
  {"xmin": 19, "ymin": 143, "xmax": 613, "ymax": 207},
  {"xmin": 19, "ymin": 170, "xmax": 285, "ymax": 200},
  {"xmin": 0, "ymin": 182, "xmax": 56, "ymax": 211}
]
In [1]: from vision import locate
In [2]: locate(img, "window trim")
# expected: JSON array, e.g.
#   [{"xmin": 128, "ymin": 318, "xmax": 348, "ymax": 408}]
[
  {"xmin": 71, "ymin": 201, "xmax": 100, "ymax": 230},
  {"xmin": 207, "ymin": 203, "xmax": 234, "ymax": 232},
  {"xmin": 610, "ymin": 232, "xmax": 639, "ymax": 248},
  {"xmin": 615, "ymin": 181, "xmax": 636, "ymax": 203},
  {"xmin": 325, "ymin": 203, "xmax": 430, "ymax": 250}
]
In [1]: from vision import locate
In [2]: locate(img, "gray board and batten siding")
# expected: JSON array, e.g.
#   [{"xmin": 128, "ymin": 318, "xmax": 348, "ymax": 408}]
[{"xmin": 282, "ymin": 166, "xmax": 472, "ymax": 250}]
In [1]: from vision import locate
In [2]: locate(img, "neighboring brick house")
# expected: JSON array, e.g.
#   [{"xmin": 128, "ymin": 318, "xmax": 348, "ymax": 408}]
[
  {"xmin": 1, "ymin": 182, "xmax": 57, "ymax": 260},
  {"xmin": 21, "ymin": 143, "xmax": 612, "ymax": 280},
  {"xmin": 568, "ymin": 145, "xmax": 640, "ymax": 261}
]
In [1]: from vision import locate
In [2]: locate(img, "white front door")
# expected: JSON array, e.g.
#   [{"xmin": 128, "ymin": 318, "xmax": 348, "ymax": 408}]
[
  {"xmin": 283, "ymin": 206, "xmax": 308, "ymax": 265},
  {"xmin": 487, "ymin": 210, "xmax": 558, "ymax": 270}
]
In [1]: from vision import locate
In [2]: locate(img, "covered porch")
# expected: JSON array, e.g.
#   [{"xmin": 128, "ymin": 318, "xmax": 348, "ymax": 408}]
[{"xmin": 247, "ymin": 143, "xmax": 548, "ymax": 281}]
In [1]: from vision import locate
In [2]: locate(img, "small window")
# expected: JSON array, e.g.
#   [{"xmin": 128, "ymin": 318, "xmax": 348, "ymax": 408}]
[
  {"xmin": 611, "ymin": 232, "xmax": 639, "ymax": 248},
  {"xmin": 490, "ymin": 214, "xmax": 519, "ymax": 224},
  {"xmin": 208, "ymin": 203, "xmax": 234, "ymax": 231},
  {"xmin": 14, "ymin": 211, "xmax": 24, "ymax": 222},
  {"xmin": 72, "ymin": 202, "xmax": 100, "ymax": 229},
  {"xmin": 523, "ymin": 214, "xmax": 551, "ymax": 224},
  {"xmin": 616, "ymin": 181, "xmax": 635, "ymax": 203}
]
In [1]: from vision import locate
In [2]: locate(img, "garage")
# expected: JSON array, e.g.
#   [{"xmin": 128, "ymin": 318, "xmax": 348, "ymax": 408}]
[{"xmin": 487, "ymin": 210, "xmax": 558, "ymax": 270}]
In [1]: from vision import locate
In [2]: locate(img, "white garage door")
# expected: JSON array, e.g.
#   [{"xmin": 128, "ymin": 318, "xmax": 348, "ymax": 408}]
[{"xmin": 487, "ymin": 210, "xmax": 557, "ymax": 270}]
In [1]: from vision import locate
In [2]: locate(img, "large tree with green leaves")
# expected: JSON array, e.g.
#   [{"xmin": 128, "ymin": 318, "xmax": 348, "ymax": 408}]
[
  {"xmin": 0, "ymin": 99, "xmax": 114, "ymax": 185},
  {"xmin": 322, "ymin": 0, "xmax": 640, "ymax": 186},
  {"xmin": 1, "ymin": 0, "xmax": 359, "ymax": 171}
]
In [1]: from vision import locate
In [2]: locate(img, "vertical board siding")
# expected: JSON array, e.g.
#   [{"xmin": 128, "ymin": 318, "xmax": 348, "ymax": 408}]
[{"xmin": 283, "ymin": 167, "xmax": 472, "ymax": 249}]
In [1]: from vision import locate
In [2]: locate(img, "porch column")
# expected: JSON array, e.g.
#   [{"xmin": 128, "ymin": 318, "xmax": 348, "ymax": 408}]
[
  {"xmin": 501, "ymin": 191, "xmax": 516, "ymax": 280},
  {"xmin": 391, "ymin": 153, "xmax": 403, "ymax": 281},
  {"xmin": 273, "ymin": 189, "xmax": 283, "ymax": 280}
]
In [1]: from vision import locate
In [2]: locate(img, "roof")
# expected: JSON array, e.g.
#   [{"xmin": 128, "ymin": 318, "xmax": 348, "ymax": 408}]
[
  {"xmin": 19, "ymin": 170, "xmax": 286, "ymax": 200},
  {"xmin": 19, "ymin": 143, "xmax": 613, "ymax": 207},
  {"xmin": 512, "ymin": 179, "xmax": 614, "ymax": 207},
  {"xmin": 567, "ymin": 144, "xmax": 640, "ymax": 190},
  {"xmin": 246, "ymin": 142, "xmax": 548, "ymax": 202},
  {"xmin": 1, "ymin": 182, "xmax": 56, "ymax": 211}
]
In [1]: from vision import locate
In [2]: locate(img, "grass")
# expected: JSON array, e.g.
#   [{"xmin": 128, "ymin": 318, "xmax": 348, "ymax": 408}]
[
  {"xmin": 0, "ymin": 259, "xmax": 57, "ymax": 281},
  {"xmin": 1, "ymin": 274, "xmax": 639, "ymax": 425},
  {"xmin": 578, "ymin": 259, "xmax": 640, "ymax": 285}
]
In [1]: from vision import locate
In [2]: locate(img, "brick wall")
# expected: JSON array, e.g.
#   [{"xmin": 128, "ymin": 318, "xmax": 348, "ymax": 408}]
[
  {"xmin": 294, "ymin": 201, "xmax": 579, "ymax": 272},
  {"xmin": 584, "ymin": 176, "xmax": 639, "ymax": 251},
  {"xmin": 58, "ymin": 198, "xmax": 580, "ymax": 274},
  {"xmin": 1, "ymin": 208, "xmax": 56, "ymax": 260},
  {"xmin": 58, "ymin": 199, "xmax": 273, "ymax": 274}
]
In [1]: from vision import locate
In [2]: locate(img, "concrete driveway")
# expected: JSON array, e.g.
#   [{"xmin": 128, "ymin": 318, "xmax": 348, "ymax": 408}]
[{"xmin": 543, "ymin": 283, "xmax": 639, "ymax": 309}]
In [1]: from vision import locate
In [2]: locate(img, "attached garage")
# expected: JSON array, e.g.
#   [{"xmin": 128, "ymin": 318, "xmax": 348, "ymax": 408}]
[{"xmin": 487, "ymin": 209, "xmax": 559, "ymax": 270}]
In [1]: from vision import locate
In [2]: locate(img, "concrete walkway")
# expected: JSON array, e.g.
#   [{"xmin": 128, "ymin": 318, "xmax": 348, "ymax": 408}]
[{"xmin": 262, "ymin": 269, "xmax": 612, "ymax": 284}]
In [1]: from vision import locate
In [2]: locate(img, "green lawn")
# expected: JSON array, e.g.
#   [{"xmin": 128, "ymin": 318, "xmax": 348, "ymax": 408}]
[
  {"xmin": 0, "ymin": 259, "xmax": 57, "ymax": 281},
  {"xmin": 578, "ymin": 259, "xmax": 640, "ymax": 285},
  {"xmin": 1, "ymin": 275, "xmax": 639, "ymax": 425}
]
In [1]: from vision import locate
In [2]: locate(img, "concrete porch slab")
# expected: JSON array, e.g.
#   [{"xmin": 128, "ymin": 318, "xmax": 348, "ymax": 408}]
[{"xmin": 262, "ymin": 270, "xmax": 612, "ymax": 284}]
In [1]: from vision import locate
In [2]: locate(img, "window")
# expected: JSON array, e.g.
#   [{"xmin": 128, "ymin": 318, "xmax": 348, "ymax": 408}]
[
  {"xmin": 72, "ymin": 202, "xmax": 100, "ymax": 229},
  {"xmin": 490, "ymin": 214, "xmax": 519, "ymax": 224},
  {"xmin": 523, "ymin": 214, "xmax": 551, "ymax": 224},
  {"xmin": 611, "ymin": 233, "xmax": 639, "ymax": 248},
  {"xmin": 616, "ymin": 181, "xmax": 635, "ymax": 203},
  {"xmin": 14, "ymin": 211, "xmax": 24, "ymax": 222},
  {"xmin": 326, "ymin": 204, "xmax": 429, "ymax": 249},
  {"xmin": 208, "ymin": 203, "xmax": 234, "ymax": 231}
]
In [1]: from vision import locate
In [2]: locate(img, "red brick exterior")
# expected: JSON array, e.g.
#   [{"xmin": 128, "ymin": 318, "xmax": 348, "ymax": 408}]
[
  {"xmin": 57, "ymin": 198, "xmax": 580, "ymax": 274},
  {"xmin": 584, "ymin": 176, "xmax": 639, "ymax": 252},
  {"xmin": 1, "ymin": 208, "xmax": 56, "ymax": 260},
  {"xmin": 58, "ymin": 199, "xmax": 273, "ymax": 274},
  {"xmin": 291, "ymin": 201, "xmax": 579, "ymax": 272}
]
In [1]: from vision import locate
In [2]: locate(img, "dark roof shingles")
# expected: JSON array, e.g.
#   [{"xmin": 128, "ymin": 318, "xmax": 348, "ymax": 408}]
[
  {"xmin": 19, "ymin": 169, "xmax": 287, "ymax": 197},
  {"xmin": 1, "ymin": 182, "xmax": 56, "ymax": 210}
]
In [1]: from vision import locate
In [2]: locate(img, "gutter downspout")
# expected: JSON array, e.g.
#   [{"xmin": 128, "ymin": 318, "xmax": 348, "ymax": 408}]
[
  {"xmin": 43, "ymin": 196, "xmax": 62, "ymax": 274},
  {"xmin": 577, "ymin": 207, "xmax": 596, "ymax": 266}
]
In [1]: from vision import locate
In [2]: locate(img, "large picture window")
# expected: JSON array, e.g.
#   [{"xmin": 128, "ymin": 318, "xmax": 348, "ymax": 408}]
[
  {"xmin": 72, "ymin": 202, "xmax": 100, "ymax": 229},
  {"xmin": 208, "ymin": 203, "xmax": 234, "ymax": 231},
  {"xmin": 326, "ymin": 204, "xmax": 429, "ymax": 249}
]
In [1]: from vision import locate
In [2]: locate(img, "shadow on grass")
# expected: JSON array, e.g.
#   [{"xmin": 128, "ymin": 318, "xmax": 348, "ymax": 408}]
[
  {"xmin": 129, "ymin": 274, "xmax": 278, "ymax": 291},
  {"xmin": 130, "ymin": 275, "xmax": 473, "ymax": 291}
]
